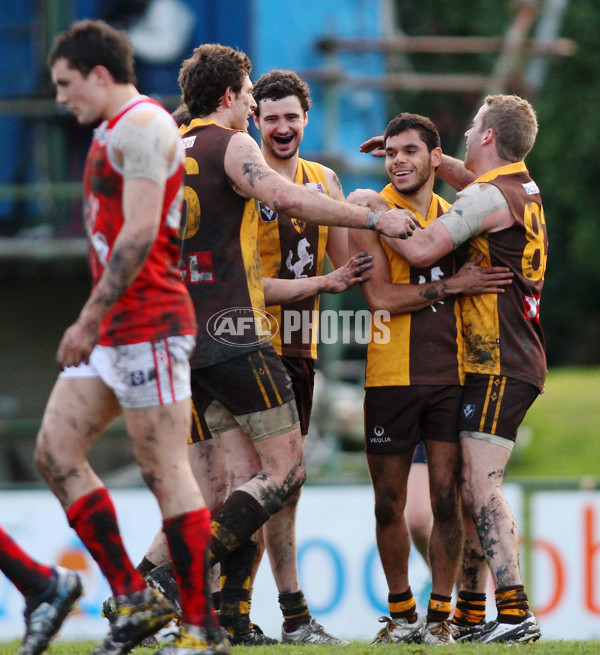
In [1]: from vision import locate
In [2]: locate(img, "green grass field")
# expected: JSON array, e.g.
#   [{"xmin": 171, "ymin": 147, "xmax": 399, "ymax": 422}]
[
  {"xmin": 2, "ymin": 641, "xmax": 600, "ymax": 654},
  {"xmin": 508, "ymin": 366, "xmax": 600, "ymax": 479}
]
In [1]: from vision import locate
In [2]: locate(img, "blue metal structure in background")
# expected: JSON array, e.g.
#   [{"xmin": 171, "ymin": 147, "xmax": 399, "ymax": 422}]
[
  {"xmin": 251, "ymin": 0, "xmax": 387, "ymax": 188},
  {"xmin": 0, "ymin": 1, "xmax": 39, "ymax": 223},
  {"xmin": 0, "ymin": 0, "xmax": 387, "ymax": 233}
]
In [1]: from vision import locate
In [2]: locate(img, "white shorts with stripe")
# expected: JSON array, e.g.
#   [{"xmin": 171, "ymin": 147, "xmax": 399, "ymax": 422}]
[{"xmin": 59, "ymin": 335, "xmax": 195, "ymax": 409}]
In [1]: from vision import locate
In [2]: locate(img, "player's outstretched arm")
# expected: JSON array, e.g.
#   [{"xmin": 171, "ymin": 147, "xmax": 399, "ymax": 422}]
[
  {"xmin": 346, "ymin": 188, "xmax": 390, "ymax": 213},
  {"xmin": 224, "ymin": 131, "xmax": 416, "ymax": 238},
  {"xmin": 437, "ymin": 154, "xmax": 476, "ymax": 191},
  {"xmin": 263, "ymin": 251, "xmax": 373, "ymax": 304}
]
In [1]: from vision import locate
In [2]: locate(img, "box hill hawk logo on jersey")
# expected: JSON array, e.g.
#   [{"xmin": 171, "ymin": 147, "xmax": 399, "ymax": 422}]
[
  {"xmin": 286, "ymin": 237, "xmax": 314, "ymax": 278},
  {"xmin": 258, "ymin": 201, "xmax": 278, "ymax": 223},
  {"xmin": 182, "ymin": 135, "xmax": 196, "ymax": 149},
  {"xmin": 522, "ymin": 180, "xmax": 539, "ymax": 195}
]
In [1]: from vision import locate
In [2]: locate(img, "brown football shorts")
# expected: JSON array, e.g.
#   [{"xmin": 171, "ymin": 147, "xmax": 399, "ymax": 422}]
[
  {"xmin": 364, "ymin": 384, "xmax": 462, "ymax": 455},
  {"xmin": 189, "ymin": 346, "xmax": 298, "ymax": 443},
  {"xmin": 458, "ymin": 373, "xmax": 539, "ymax": 443}
]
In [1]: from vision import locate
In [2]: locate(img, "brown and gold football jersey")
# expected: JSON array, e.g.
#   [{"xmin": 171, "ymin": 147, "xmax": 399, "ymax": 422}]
[{"xmin": 366, "ymin": 186, "xmax": 464, "ymax": 387}]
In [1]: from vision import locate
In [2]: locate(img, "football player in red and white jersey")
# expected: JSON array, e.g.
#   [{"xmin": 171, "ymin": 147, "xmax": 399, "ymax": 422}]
[{"xmin": 38, "ymin": 20, "xmax": 224, "ymax": 655}]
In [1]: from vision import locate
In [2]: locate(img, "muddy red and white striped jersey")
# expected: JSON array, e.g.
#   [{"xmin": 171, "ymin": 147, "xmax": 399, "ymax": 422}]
[{"xmin": 83, "ymin": 96, "xmax": 195, "ymax": 346}]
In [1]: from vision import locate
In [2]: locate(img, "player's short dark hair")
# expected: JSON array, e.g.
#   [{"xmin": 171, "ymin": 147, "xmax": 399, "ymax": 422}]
[
  {"xmin": 482, "ymin": 94, "xmax": 538, "ymax": 161},
  {"xmin": 252, "ymin": 69, "xmax": 311, "ymax": 118},
  {"xmin": 178, "ymin": 43, "xmax": 252, "ymax": 118},
  {"xmin": 48, "ymin": 19, "xmax": 136, "ymax": 84},
  {"xmin": 384, "ymin": 113, "xmax": 441, "ymax": 152}
]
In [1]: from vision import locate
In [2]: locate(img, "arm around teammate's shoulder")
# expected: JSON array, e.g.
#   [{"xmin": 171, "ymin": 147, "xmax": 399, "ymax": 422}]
[
  {"xmin": 224, "ymin": 132, "xmax": 417, "ymax": 237},
  {"xmin": 349, "ymin": 226, "xmax": 450, "ymax": 315},
  {"xmin": 382, "ymin": 183, "xmax": 513, "ymax": 267},
  {"xmin": 223, "ymin": 131, "xmax": 355, "ymax": 223},
  {"xmin": 437, "ymin": 154, "xmax": 476, "ymax": 191}
]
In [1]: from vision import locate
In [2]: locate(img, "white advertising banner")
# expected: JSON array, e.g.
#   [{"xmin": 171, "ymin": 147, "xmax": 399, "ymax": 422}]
[
  {"xmin": 531, "ymin": 491, "xmax": 600, "ymax": 640},
  {"xmin": 0, "ymin": 485, "xmax": 598, "ymax": 642}
]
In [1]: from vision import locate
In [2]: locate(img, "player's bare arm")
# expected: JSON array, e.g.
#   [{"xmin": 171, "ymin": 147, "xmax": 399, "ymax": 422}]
[
  {"xmin": 381, "ymin": 183, "xmax": 515, "ymax": 268},
  {"xmin": 349, "ymin": 225, "xmax": 511, "ymax": 316},
  {"xmin": 380, "ymin": 218, "xmax": 454, "ymax": 269},
  {"xmin": 344, "ymin": 187, "xmax": 418, "ymax": 239},
  {"xmin": 349, "ymin": 226, "xmax": 453, "ymax": 314},
  {"xmin": 437, "ymin": 154, "xmax": 476, "ymax": 190},
  {"xmin": 225, "ymin": 131, "xmax": 293, "ymax": 200},
  {"xmin": 322, "ymin": 172, "xmax": 354, "ymax": 267},
  {"xmin": 323, "ymin": 226, "xmax": 350, "ymax": 270},
  {"xmin": 324, "ymin": 166, "xmax": 345, "ymax": 202},
  {"xmin": 446, "ymin": 253, "xmax": 513, "ymax": 295},
  {"xmin": 263, "ymin": 250, "xmax": 373, "ymax": 304},
  {"xmin": 224, "ymin": 131, "xmax": 417, "ymax": 238},
  {"xmin": 346, "ymin": 188, "xmax": 393, "ymax": 213},
  {"xmin": 57, "ymin": 111, "xmax": 176, "ymax": 367}
]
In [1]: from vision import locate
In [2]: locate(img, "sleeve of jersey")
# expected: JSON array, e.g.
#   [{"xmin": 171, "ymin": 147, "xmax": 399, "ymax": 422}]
[{"xmin": 437, "ymin": 183, "xmax": 509, "ymax": 247}]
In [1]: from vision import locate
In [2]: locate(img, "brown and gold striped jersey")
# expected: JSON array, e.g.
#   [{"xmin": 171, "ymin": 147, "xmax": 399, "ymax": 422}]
[
  {"xmin": 366, "ymin": 185, "xmax": 464, "ymax": 387},
  {"xmin": 460, "ymin": 162, "xmax": 548, "ymax": 389},
  {"xmin": 179, "ymin": 119, "xmax": 267, "ymax": 368},
  {"xmin": 258, "ymin": 159, "xmax": 329, "ymax": 358}
]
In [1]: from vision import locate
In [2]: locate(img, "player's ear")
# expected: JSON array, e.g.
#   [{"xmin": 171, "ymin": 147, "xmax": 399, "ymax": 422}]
[
  {"xmin": 482, "ymin": 128, "xmax": 495, "ymax": 146},
  {"xmin": 303, "ymin": 110, "xmax": 309, "ymax": 127},
  {"xmin": 222, "ymin": 86, "xmax": 234, "ymax": 108},
  {"xmin": 252, "ymin": 112, "xmax": 260, "ymax": 130},
  {"xmin": 431, "ymin": 146, "xmax": 442, "ymax": 168},
  {"xmin": 90, "ymin": 65, "xmax": 111, "ymax": 86}
]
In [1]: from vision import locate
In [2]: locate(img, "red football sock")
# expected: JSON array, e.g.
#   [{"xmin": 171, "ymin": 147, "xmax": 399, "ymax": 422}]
[
  {"xmin": 67, "ymin": 488, "xmax": 146, "ymax": 597},
  {"xmin": 163, "ymin": 506, "xmax": 217, "ymax": 628},
  {"xmin": 0, "ymin": 526, "xmax": 54, "ymax": 598}
]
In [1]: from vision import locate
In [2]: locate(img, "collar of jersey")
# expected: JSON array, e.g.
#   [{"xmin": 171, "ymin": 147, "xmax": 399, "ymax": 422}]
[
  {"xmin": 474, "ymin": 161, "xmax": 527, "ymax": 184},
  {"xmin": 179, "ymin": 117, "xmax": 231, "ymax": 135},
  {"xmin": 380, "ymin": 184, "xmax": 445, "ymax": 226}
]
